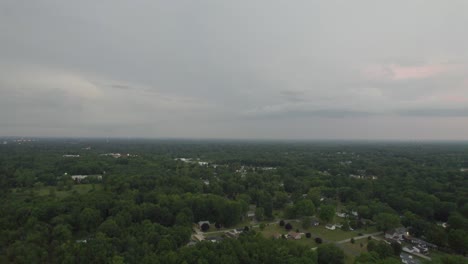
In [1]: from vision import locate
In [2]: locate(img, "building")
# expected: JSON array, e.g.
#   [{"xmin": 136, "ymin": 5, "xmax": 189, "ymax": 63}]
[
  {"xmin": 400, "ymin": 253, "xmax": 420, "ymax": 264},
  {"xmin": 336, "ymin": 212, "xmax": 347, "ymax": 218},
  {"xmin": 403, "ymin": 246, "xmax": 420, "ymax": 254},
  {"xmin": 198, "ymin": 221, "xmax": 210, "ymax": 230},
  {"xmin": 287, "ymin": 232, "xmax": 302, "ymax": 240},
  {"xmin": 385, "ymin": 227, "xmax": 408, "ymax": 241},
  {"xmin": 71, "ymin": 175, "xmax": 102, "ymax": 183},
  {"xmin": 193, "ymin": 234, "xmax": 205, "ymax": 242}
]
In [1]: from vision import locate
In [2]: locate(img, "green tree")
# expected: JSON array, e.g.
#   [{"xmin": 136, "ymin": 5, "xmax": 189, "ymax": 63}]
[
  {"xmin": 317, "ymin": 244, "xmax": 345, "ymax": 264},
  {"xmin": 302, "ymin": 216, "xmax": 311, "ymax": 229},
  {"xmin": 80, "ymin": 207, "xmax": 102, "ymax": 232},
  {"xmin": 448, "ymin": 229, "xmax": 468, "ymax": 255},
  {"xmin": 319, "ymin": 205, "xmax": 335, "ymax": 223},
  {"xmin": 255, "ymin": 207, "xmax": 265, "ymax": 221},
  {"xmin": 98, "ymin": 218, "xmax": 120, "ymax": 238},
  {"xmin": 373, "ymin": 213, "xmax": 400, "ymax": 233},
  {"xmin": 295, "ymin": 199, "xmax": 316, "ymax": 217}
]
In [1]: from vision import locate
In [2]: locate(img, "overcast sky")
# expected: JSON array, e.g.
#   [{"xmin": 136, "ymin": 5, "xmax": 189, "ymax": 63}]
[{"xmin": 1, "ymin": 1, "xmax": 468, "ymax": 140}]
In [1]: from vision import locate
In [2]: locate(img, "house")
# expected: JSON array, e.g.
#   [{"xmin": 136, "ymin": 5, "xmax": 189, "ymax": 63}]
[
  {"xmin": 63, "ymin": 154, "xmax": 80, "ymax": 158},
  {"xmin": 193, "ymin": 234, "xmax": 205, "ymax": 242},
  {"xmin": 436, "ymin": 222, "xmax": 448, "ymax": 229},
  {"xmin": 385, "ymin": 227, "xmax": 408, "ymax": 241},
  {"xmin": 403, "ymin": 246, "xmax": 420, "ymax": 254},
  {"xmin": 198, "ymin": 221, "xmax": 210, "ymax": 230},
  {"xmin": 400, "ymin": 253, "xmax": 420, "ymax": 264},
  {"xmin": 336, "ymin": 212, "xmax": 347, "ymax": 218},
  {"xmin": 325, "ymin": 224, "xmax": 336, "ymax": 230},
  {"xmin": 311, "ymin": 220, "xmax": 320, "ymax": 226},
  {"xmin": 406, "ymin": 237, "xmax": 437, "ymax": 249},
  {"xmin": 100, "ymin": 153, "xmax": 122, "ymax": 158},
  {"xmin": 417, "ymin": 245, "xmax": 429, "ymax": 255},
  {"xmin": 288, "ymin": 232, "xmax": 302, "ymax": 240},
  {"xmin": 225, "ymin": 230, "xmax": 240, "ymax": 239},
  {"xmin": 71, "ymin": 175, "xmax": 103, "ymax": 183}
]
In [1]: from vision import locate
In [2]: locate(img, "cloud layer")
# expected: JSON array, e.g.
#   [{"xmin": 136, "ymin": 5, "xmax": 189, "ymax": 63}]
[{"xmin": 1, "ymin": 1, "xmax": 468, "ymax": 140}]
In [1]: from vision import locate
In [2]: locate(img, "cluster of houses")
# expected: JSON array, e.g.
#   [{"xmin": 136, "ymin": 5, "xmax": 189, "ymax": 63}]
[
  {"xmin": 190, "ymin": 221, "xmax": 247, "ymax": 245},
  {"xmin": 12, "ymin": 138, "xmax": 34, "ymax": 143},
  {"xmin": 63, "ymin": 154, "xmax": 80, "ymax": 158},
  {"xmin": 339, "ymin": 161, "xmax": 353, "ymax": 166},
  {"xmin": 70, "ymin": 174, "xmax": 103, "ymax": 183},
  {"xmin": 349, "ymin": 174, "xmax": 378, "ymax": 180},
  {"xmin": 325, "ymin": 223, "xmax": 343, "ymax": 230},
  {"xmin": 385, "ymin": 227, "xmax": 436, "ymax": 256},
  {"xmin": 336, "ymin": 211, "xmax": 358, "ymax": 218},
  {"xmin": 100, "ymin": 153, "xmax": 137, "ymax": 158},
  {"xmin": 175, "ymin": 158, "xmax": 209, "ymax": 166}
]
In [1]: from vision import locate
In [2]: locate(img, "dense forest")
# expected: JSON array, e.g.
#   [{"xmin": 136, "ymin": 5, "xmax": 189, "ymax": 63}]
[{"xmin": 0, "ymin": 138, "xmax": 467, "ymax": 264}]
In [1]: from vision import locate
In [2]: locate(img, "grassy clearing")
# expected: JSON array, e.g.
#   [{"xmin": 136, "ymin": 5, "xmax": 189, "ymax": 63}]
[
  {"xmin": 339, "ymin": 240, "xmax": 368, "ymax": 256},
  {"xmin": 260, "ymin": 221, "xmax": 362, "ymax": 242},
  {"xmin": 308, "ymin": 226, "xmax": 358, "ymax": 241}
]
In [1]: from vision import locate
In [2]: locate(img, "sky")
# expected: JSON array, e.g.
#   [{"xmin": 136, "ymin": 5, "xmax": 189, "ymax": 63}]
[{"xmin": 1, "ymin": 0, "xmax": 468, "ymax": 140}]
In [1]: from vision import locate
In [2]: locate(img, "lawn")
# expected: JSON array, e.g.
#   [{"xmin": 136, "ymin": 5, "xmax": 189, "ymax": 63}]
[
  {"xmin": 260, "ymin": 221, "xmax": 361, "ymax": 242},
  {"xmin": 338, "ymin": 240, "xmax": 368, "ymax": 257}
]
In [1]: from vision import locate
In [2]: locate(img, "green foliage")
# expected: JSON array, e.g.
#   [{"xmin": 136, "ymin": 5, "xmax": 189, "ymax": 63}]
[
  {"xmin": 302, "ymin": 216, "xmax": 312, "ymax": 229},
  {"xmin": 295, "ymin": 199, "xmax": 316, "ymax": 217},
  {"xmin": 367, "ymin": 240, "xmax": 399, "ymax": 260},
  {"xmin": 448, "ymin": 229, "xmax": 468, "ymax": 255},
  {"xmin": 426, "ymin": 254, "xmax": 468, "ymax": 264},
  {"xmin": 1, "ymin": 140, "xmax": 468, "ymax": 262},
  {"xmin": 319, "ymin": 205, "xmax": 335, "ymax": 223},
  {"xmin": 373, "ymin": 213, "xmax": 400, "ymax": 232},
  {"xmin": 255, "ymin": 207, "xmax": 265, "ymax": 221},
  {"xmin": 317, "ymin": 244, "xmax": 345, "ymax": 264}
]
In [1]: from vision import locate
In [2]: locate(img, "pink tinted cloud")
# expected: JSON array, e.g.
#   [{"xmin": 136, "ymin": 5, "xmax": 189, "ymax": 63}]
[
  {"xmin": 390, "ymin": 64, "xmax": 449, "ymax": 80},
  {"xmin": 362, "ymin": 63, "xmax": 456, "ymax": 81},
  {"xmin": 442, "ymin": 95, "xmax": 468, "ymax": 103}
]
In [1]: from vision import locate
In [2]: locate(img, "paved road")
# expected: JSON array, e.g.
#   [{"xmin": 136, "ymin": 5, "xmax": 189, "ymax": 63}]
[
  {"xmin": 311, "ymin": 231, "xmax": 383, "ymax": 250},
  {"xmin": 335, "ymin": 232, "xmax": 383, "ymax": 244}
]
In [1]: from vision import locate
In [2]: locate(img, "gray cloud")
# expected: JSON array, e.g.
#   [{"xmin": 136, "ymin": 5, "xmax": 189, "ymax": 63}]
[
  {"xmin": 1, "ymin": 1, "xmax": 468, "ymax": 140},
  {"xmin": 398, "ymin": 108, "xmax": 468, "ymax": 117}
]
